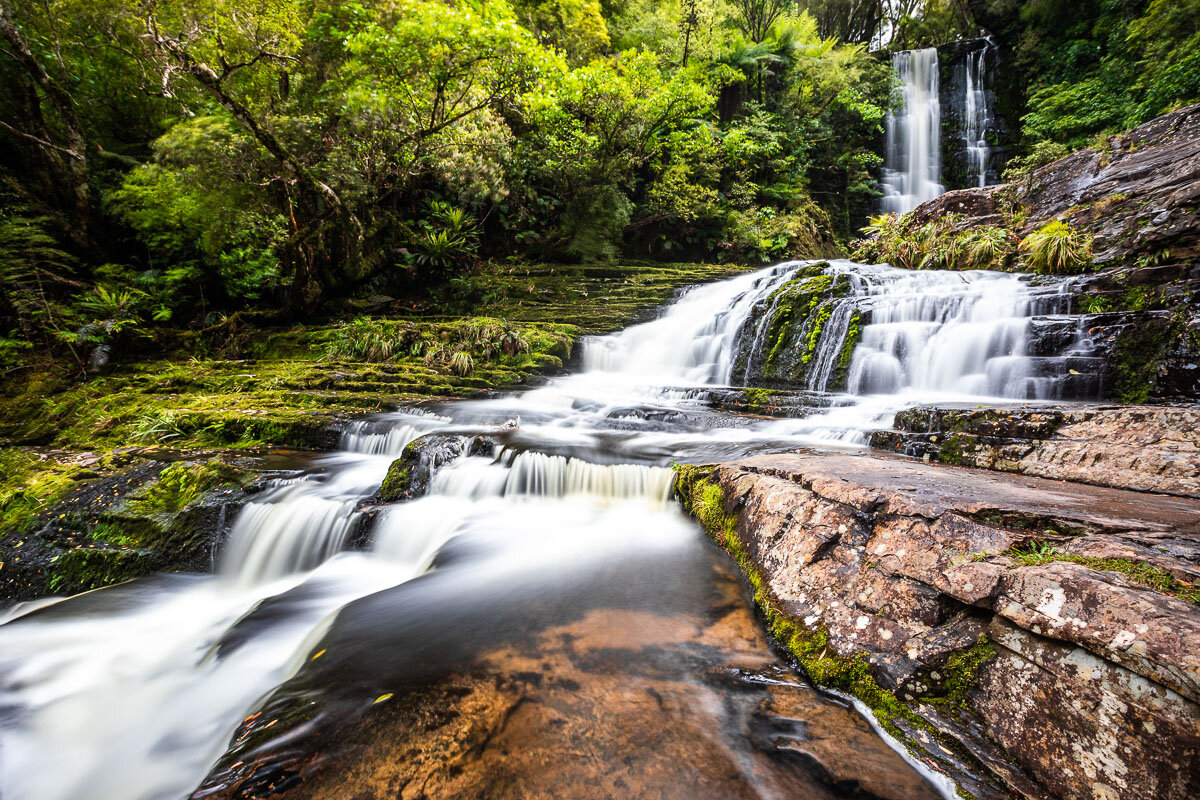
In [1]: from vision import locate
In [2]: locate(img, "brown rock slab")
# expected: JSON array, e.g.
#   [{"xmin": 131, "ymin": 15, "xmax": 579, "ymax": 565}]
[{"xmin": 705, "ymin": 450, "xmax": 1200, "ymax": 800}]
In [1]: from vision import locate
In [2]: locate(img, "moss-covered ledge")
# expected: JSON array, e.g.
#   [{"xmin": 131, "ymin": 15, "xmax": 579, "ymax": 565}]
[
  {"xmin": 674, "ymin": 465, "xmax": 1004, "ymax": 799},
  {"xmin": 674, "ymin": 455, "xmax": 1200, "ymax": 800}
]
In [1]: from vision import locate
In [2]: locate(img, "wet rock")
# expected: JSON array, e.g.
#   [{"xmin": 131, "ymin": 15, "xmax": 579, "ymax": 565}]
[
  {"xmin": 0, "ymin": 453, "xmax": 283, "ymax": 601},
  {"xmin": 380, "ymin": 434, "xmax": 495, "ymax": 502},
  {"xmin": 692, "ymin": 451, "xmax": 1200, "ymax": 800},
  {"xmin": 873, "ymin": 404, "xmax": 1200, "ymax": 498}
]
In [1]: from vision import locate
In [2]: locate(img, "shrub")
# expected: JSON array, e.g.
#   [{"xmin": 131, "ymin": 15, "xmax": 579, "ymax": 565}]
[
  {"xmin": 448, "ymin": 350, "xmax": 475, "ymax": 376},
  {"xmin": 324, "ymin": 317, "xmax": 406, "ymax": 362},
  {"xmin": 1001, "ymin": 140, "xmax": 1071, "ymax": 184},
  {"xmin": 958, "ymin": 226, "xmax": 1018, "ymax": 270},
  {"xmin": 1019, "ymin": 220, "xmax": 1093, "ymax": 274}
]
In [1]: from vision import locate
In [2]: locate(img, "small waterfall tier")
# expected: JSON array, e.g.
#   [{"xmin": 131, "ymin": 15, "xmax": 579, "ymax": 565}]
[
  {"xmin": 732, "ymin": 261, "xmax": 1104, "ymax": 401},
  {"xmin": 881, "ymin": 48, "xmax": 944, "ymax": 214}
]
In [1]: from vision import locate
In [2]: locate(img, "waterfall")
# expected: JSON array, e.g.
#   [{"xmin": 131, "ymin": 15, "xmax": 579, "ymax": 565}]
[
  {"xmin": 0, "ymin": 258, "xmax": 1107, "ymax": 800},
  {"xmin": 426, "ymin": 450, "xmax": 674, "ymax": 507},
  {"xmin": 837, "ymin": 265, "xmax": 1072, "ymax": 400},
  {"xmin": 220, "ymin": 421, "xmax": 426, "ymax": 585},
  {"xmin": 881, "ymin": 48, "xmax": 944, "ymax": 215},
  {"xmin": 733, "ymin": 261, "xmax": 1091, "ymax": 403},
  {"xmin": 962, "ymin": 42, "xmax": 995, "ymax": 188}
]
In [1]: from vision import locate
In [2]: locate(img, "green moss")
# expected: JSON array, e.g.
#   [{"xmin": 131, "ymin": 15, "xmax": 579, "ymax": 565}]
[
  {"xmin": 934, "ymin": 433, "xmax": 980, "ymax": 467},
  {"xmin": 1004, "ymin": 543, "xmax": 1200, "ymax": 605},
  {"xmin": 1112, "ymin": 317, "xmax": 1172, "ymax": 403},
  {"xmin": 801, "ymin": 302, "xmax": 834, "ymax": 366},
  {"xmin": 941, "ymin": 638, "xmax": 997, "ymax": 707},
  {"xmin": 673, "ymin": 465, "xmax": 993, "ymax": 782},
  {"xmin": 48, "ymin": 547, "xmax": 158, "ymax": 595},
  {"xmin": 125, "ymin": 462, "xmax": 242, "ymax": 516},
  {"xmin": 0, "ymin": 450, "xmax": 81, "ymax": 535},
  {"xmin": 762, "ymin": 274, "xmax": 837, "ymax": 377},
  {"xmin": 832, "ymin": 311, "xmax": 862, "ymax": 389},
  {"xmin": 379, "ymin": 461, "xmax": 413, "ymax": 502}
]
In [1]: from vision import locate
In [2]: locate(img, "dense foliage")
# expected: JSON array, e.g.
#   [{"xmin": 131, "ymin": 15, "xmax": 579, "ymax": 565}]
[
  {"xmin": 970, "ymin": 0, "xmax": 1200, "ymax": 148},
  {"xmin": 3, "ymin": 0, "xmax": 1196, "ymax": 370},
  {"xmin": 0, "ymin": 0, "xmax": 896, "ymax": 361}
]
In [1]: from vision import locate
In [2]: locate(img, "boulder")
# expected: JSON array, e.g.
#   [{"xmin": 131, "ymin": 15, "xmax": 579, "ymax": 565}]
[{"xmin": 684, "ymin": 452, "xmax": 1200, "ymax": 800}]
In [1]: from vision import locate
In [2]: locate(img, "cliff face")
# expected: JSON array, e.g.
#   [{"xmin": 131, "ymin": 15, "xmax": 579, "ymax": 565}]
[{"xmin": 679, "ymin": 453, "xmax": 1200, "ymax": 800}]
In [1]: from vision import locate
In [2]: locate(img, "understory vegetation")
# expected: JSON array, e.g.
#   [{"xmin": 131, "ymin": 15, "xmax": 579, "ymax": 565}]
[{"xmin": 852, "ymin": 211, "xmax": 1093, "ymax": 274}]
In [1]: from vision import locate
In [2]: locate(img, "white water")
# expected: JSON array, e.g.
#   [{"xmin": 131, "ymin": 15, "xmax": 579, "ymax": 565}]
[
  {"xmin": 0, "ymin": 259, "xmax": 1100, "ymax": 800},
  {"xmin": 882, "ymin": 48, "xmax": 944, "ymax": 214},
  {"xmin": 962, "ymin": 43, "xmax": 995, "ymax": 188}
]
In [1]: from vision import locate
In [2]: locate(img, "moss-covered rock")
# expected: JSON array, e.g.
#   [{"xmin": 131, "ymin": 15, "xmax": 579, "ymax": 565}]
[{"xmin": 1, "ymin": 454, "xmax": 261, "ymax": 600}]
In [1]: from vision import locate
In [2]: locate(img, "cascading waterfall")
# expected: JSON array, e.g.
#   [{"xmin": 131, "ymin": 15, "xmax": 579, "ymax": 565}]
[
  {"xmin": 0, "ymin": 257, "xmax": 1104, "ymax": 800},
  {"xmin": 962, "ymin": 42, "xmax": 995, "ymax": 188},
  {"xmin": 835, "ymin": 264, "xmax": 1075, "ymax": 400},
  {"xmin": 881, "ymin": 48, "xmax": 944, "ymax": 214}
]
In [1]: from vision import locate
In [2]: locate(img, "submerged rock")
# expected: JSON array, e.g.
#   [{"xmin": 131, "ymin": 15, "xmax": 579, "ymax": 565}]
[{"xmin": 679, "ymin": 452, "xmax": 1200, "ymax": 800}]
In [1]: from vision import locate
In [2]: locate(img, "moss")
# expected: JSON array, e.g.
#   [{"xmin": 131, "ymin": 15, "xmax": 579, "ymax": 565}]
[
  {"xmin": 941, "ymin": 638, "xmax": 997, "ymax": 707},
  {"xmin": 739, "ymin": 388, "xmax": 776, "ymax": 413},
  {"xmin": 379, "ymin": 460, "xmax": 413, "ymax": 503},
  {"xmin": 673, "ymin": 465, "xmax": 994, "ymax": 786},
  {"xmin": 1112, "ymin": 317, "xmax": 1173, "ymax": 403},
  {"xmin": 801, "ymin": 302, "xmax": 834, "ymax": 366},
  {"xmin": 0, "ymin": 450, "xmax": 82, "ymax": 535},
  {"xmin": 761, "ymin": 274, "xmax": 837, "ymax": 378},
  {"xmin": 124, "ymin": 461, "xmax": 243, "ymax": 516},
  {"xmin": 934, "ymin": 433, "xmax": 981, "ymax": 467},
  {"xmin": 832, "ymin": 311, "xmax": 862, "ymax": 389},
  {"xmin": 48, "ymin": 547, "xmax": 158, "ymax": 595},
  {"xmin": 1004, "ymin": 544, "xmax": 1200, "ymax": 605}
]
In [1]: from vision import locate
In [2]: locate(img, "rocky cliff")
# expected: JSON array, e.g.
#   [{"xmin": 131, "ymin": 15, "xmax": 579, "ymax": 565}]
[{"xmin": 677, "ymin": 453, "xmax": 1200, "ymax": 800}]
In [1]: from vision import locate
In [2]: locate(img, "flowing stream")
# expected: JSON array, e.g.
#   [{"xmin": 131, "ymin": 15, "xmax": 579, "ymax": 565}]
[{"xmin": 0, "ymin": 260, "xmax": 1104, "ymax": 800}]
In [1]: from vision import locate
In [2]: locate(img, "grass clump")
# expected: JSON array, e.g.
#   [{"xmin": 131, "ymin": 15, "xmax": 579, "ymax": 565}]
[
  {"xmin": 1019, "ymin": 220, "xmax": 1093, "ymax": 274},
  {"xmin": 853, "ymin": 213, "xmax": 1018, "ymax": 272}
]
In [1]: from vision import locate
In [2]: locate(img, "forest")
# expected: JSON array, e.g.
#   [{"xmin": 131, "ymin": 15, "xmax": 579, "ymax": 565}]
[{"xmin": 2, "ymin": 0, "xmax": 1198, "ymax": 373}]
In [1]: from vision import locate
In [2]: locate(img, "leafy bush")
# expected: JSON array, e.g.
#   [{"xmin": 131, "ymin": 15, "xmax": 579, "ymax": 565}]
[
  {"xmin": 853, "ymin": 214, "xmax": 1016, "ymax": 272},
  {"xmin": 1019, "ymin": 220, "xmax": 1093, "ymax": 275},
  {"xmin": 408, "ymin": 202, "xmax": 480, "ymax": 274}
]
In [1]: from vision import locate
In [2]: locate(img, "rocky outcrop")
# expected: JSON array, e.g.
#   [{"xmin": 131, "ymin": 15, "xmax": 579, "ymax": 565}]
[
  {"xmin": 679, "ymin": 452, "xmax": 1200, "ymax": 800},
  {"xmin": 1011, "ymin": 104, "xmax": 1200, "ymax": 265},
  {"xmin": 0, "ymin": 452, "xmax": 289, "ymax": 600},
  {"xmin": 379, "ymin": 433, "xmax": 496, "ymax": 501},
  {"xmin": 871, "ymin": 404, "xmax": 1200, "ymax": 498}
]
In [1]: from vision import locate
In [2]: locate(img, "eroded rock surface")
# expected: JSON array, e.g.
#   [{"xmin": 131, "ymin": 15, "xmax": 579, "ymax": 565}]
[
  {"xmin": 694, "ymin": 452, "xmax": 1200, "ymax": 800},
  {"xmin": 871, "ymin": 404, "xmax": 1200, "ymax": 498}
]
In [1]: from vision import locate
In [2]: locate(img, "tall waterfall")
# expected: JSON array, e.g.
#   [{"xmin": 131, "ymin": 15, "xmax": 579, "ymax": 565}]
[
  {"xmin": 962, "ymin": 42, "xmax": 995, "ymax": 188},
  {"xmin": 881, "ymin": 48, "xmax": 944, "ymax": 214}
]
